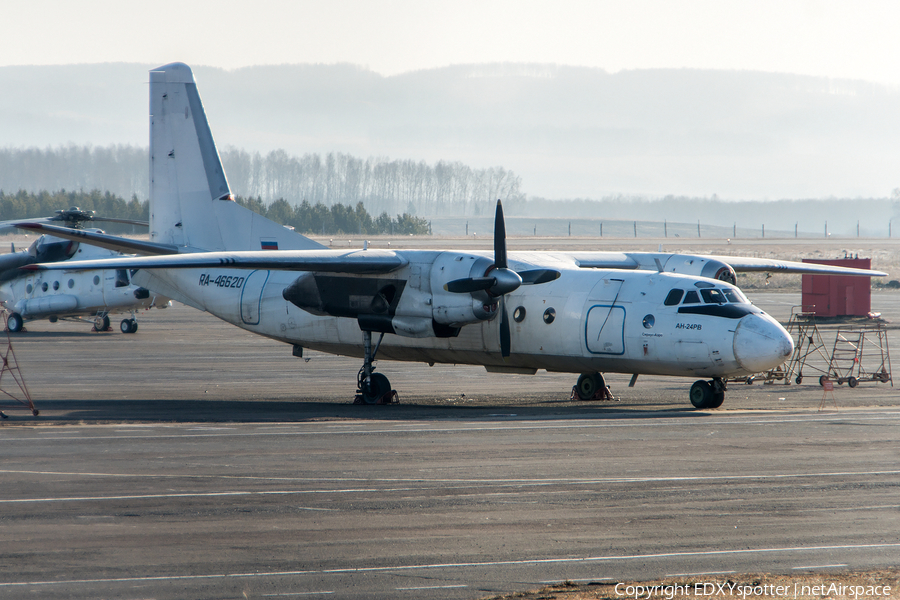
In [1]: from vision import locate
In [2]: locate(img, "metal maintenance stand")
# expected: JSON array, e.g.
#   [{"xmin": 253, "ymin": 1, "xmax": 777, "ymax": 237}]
[{"xmin": 0, "ymin": 328, "xmax": 38, "ymax": 418}]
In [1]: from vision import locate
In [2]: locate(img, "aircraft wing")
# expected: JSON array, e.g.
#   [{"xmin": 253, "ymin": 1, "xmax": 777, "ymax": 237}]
[
  {"xmin": 14, "ymin": 222, "xmax": 179, "ymax": 255},
  {"xmin": 22, "ymin": 249, "xmax": 408, "ymax": 275},
  {"xmin": 703, "ymin": 254, "xmax": 887, "ymax": 276},
  {"xmin": 569, "ymin": 252, "xmax": 887, "ymax": 277}
]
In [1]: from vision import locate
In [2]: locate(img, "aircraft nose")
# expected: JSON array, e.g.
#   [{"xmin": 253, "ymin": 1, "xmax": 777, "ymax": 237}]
[{"xmin": 733, "ymin": 312, "xmax": 794, "ymax": 374}]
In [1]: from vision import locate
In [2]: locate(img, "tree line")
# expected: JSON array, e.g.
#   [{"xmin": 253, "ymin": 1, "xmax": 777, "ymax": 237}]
[
  {"xmin": 0, "ymin": 190, "xmax": 429, "ymax": 236},
  {"xmin": 0, "ymin": 145, "xmax": 523, "ymax": 217},
  {"xmin": 0, "ymin": 189, "xmax": 148, "ymax": 234},
  {"xmin": 235, "ymin": 196, "xmax": 429, "ymax": 235}
]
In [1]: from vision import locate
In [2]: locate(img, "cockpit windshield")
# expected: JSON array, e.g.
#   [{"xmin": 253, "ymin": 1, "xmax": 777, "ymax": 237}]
[{"xmin": 665, "ymin": 286, "xmax": 750, "ymax": 306}]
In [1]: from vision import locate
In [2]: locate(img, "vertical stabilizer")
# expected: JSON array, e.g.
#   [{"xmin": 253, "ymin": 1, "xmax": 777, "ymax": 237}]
[{"xmin": 149, "ymin": 63, "xmax": 324, "ymax": 252}]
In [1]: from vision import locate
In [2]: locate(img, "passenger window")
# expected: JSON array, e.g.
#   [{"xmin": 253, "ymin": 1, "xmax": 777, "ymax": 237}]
[
  {"xmin": 701, "ymin": 289, "xmax": 726, "ymax": 304},
  {"xmin": 682, "ymin": 291, "xmax": 700, "ymax": 304},
  {"xmin": 664, "ymin": 289, "xmax": 684, "ymax": 306}
]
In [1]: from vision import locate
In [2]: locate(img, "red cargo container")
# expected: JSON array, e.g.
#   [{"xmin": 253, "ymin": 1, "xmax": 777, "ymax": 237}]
[{"xmin": 801, "ymin": 258, "xmax": 872, "ymax": 317}]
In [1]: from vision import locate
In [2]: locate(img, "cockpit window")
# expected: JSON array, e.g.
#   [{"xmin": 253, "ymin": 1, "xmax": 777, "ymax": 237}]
[
  {"xmin": 664, "ymin": 289, "xmax": 684, "ymax": 306},
  {"xmin": 682, "ymin": 290, "xmax": 701, "ymax": 304},
  {"xmin": 700, "ymin": 288, "xmax": 727, "ymax": 304},
  {"xmin": 721, "ymin": 288, "xmax": 749, "ymax": 304}
]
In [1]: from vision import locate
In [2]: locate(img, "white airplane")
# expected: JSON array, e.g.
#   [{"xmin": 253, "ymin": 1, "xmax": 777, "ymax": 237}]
[
  {"xmin": 1, "ymin": 209, "xmax": 170, "ymax": 333},
  {"xmin": 19, "ymin": 62, "xmax": 886, "ymax": 408}
]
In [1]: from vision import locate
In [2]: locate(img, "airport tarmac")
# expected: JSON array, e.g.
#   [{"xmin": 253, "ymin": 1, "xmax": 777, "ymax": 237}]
[{"xmin": 0, "ymin": 292, "xmax": 898, "ymax": 599}]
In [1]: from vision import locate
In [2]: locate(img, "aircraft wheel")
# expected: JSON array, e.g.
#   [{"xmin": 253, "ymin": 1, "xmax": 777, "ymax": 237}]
[
  {"xmin": 95, "ymin": 315, "xmax": 110, "ymax": 332},
  {"xmin": 709, "ymin": 391, "xmax": 725, "ymax": 409},
  {"xmin": 131, "ymin": 320, "xmax": 138, "ymax": 333},
  {"xmin": 362, "ymin": 372, "xmax": 392, "ymax": 405},
  {"xmin": 575, "ymin": 372, "xmax": 604, "ymax": 401},
  {"xmin": 7, "ymin": 312, "xmax": 24, "ymax": 333},
  {"xmin": 120, "ymin": 319, "xmax": 137, "ymax": 334},
  {"xmin": 689, "ymin": 380, "xmax": 713, "ymax": 409}
]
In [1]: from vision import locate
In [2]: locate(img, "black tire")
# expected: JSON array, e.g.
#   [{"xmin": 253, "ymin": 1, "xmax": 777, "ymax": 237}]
[
  {"xmin": 131, "ymin": 320, "xmax": 138, "ymax": 333},
  {"xmin": 120, "ymin": 319, "xmax": 133, "ymax": 334},
  {"xmin": 575, "ymin": 372, "xmax": 604, "ymax": 401},
  {"xmin": 95, "ymin": 315, "xmax": 110, "ymax": 332},
  {"xmin": 7, "ymin": 312, "xmax": 24, "ymax": 333},
  {"xmin": 848, "ymin": 376, "xmax": 858, "ymax": 388},
  {"xmin": 690, "ymin": 380, "xmax": 713, "ymax": 409},
  {"xmin": 709, "ymin": 391, "xmax": 725, "ymax": 409},
  {"xmin": 362, "ymin": 372, "xmax": 392, "ymax": 404},
  {"xmin": 795, "ymin": 376, "xmax": 803, "ymax": 385},
  {"xmin": 819, "ymin": 375, "xmax": 828, "ymax": 387}
]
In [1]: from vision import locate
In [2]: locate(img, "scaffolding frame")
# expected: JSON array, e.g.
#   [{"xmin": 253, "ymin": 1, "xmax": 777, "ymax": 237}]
[
  {"xmin": 827, "ymin": 325, "xmax": 893, "ymax": 387},
  {"xmin": 780, "ymin": 308, "xmax": 892, "ymax": 388},
  {"xmin": 784, "ymin": 311, "xmax": 833, "ymax": 385},
  {"xmin": 0, "ymin": 328, "xmax": 38, "ymax": 417}
]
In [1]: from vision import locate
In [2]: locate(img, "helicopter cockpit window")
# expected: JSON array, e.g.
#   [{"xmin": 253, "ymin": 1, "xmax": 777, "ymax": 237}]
[
  {"xmin": 700, "ymin": 288, "xmax": 727, "ymax": 304},
  {"xmin": 115, "ymin": 269, "xmax": 130, "ymax": 288},
  {"xmin": 682, "ymin": 290, "xmax": 701, "ymax": 304},
  {"xmin": 664, "ymin": 289, "xmax": 684, "ymax": 306}
]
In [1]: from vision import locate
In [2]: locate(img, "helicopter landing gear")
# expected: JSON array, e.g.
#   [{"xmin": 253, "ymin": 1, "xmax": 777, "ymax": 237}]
[
  {"xmin": 690, "ymin": 377, "xmax": 726, "ymax": 409},
  {"xmin": 93, "ymin": 314, "xmax": 111, "ymax": 332},
  {"xmin": 354, "ymin": 330, "xmax": 398, "ymax": 405},
  {"xmin": 6, "ymin": 312, "xmax": 24, "ymax": 333},
  {"xmin": 120, "ymin": 318, "xmax": 138, "ymax": 334}
]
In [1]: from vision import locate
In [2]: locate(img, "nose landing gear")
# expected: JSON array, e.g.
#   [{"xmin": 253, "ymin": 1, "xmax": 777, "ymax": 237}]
[
  {"xmin": 354, "ymin": 330, "xmax": 398, "ymax": 405},
  {"xmin": 690, "ymin": 377, "xmax": 726, "ymax": 409}
]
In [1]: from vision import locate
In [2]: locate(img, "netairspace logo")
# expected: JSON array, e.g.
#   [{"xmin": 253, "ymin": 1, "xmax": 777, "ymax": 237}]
[{"xmin": 614, "ymin": 581, "xmax": 893, "ymax": 599}]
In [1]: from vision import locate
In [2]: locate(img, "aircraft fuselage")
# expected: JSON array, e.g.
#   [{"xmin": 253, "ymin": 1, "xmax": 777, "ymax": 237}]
[{"xmin": 135, "ymin": 249, "xmax": 793, "ymax": 381}]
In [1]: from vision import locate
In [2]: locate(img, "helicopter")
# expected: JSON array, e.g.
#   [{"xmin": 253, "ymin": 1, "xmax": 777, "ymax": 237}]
[{"xmin": 0, "ymin": 207, "xmax": 170, "ymax": 333}]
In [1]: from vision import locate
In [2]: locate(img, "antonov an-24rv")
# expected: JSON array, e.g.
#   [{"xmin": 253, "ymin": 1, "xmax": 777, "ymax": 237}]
[{"xmin": 20, "ymin": 63, "xmax": 886, "ymax": 409}]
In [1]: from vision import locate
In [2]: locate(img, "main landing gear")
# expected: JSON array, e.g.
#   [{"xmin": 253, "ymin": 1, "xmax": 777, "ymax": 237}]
[
  {"xmin": 354, "ymin": 330, "xmax": 398, "ymax": 405},
  {"xmin": 573, "ymin": 372, "xmax": 614, "ymax": 401},
  {"xmin": 690, "ymin": 377, "xmax": 726, "ymax": 409}
]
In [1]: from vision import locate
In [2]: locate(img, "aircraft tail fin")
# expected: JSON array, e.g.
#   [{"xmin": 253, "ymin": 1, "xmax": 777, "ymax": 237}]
[{"xmin": 149, "ymin": 63, "xmax": 324, "ymax": 252}]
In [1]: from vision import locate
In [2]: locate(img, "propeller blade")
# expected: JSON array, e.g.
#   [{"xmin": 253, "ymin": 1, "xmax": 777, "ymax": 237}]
[
  {"xmin": 517, "ymin": 269, "xmax": 561, "ymax": 285},
  {"xmin": 92, "ymin": 216, "xmax": 150, "ymax": 227},
  {"xmin": 444, "ymin": 276, "xmax": 495, "ymax": 293},
  {"xmin": 494, "ymin": 200, "xmax": 507, "ymax": 270},
  {"xmin": 499, "ymin": 296, "xmax": 511, "ymax": 357}
]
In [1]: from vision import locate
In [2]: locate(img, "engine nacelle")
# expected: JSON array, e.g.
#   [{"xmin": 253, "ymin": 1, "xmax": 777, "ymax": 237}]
[
  {"xmin": 660, "ymin": 255, "xmax": 737, "ymax": 285},
  {"xmin": 430, "ymin": 252, "xmax": 499, "ymax": 327}
]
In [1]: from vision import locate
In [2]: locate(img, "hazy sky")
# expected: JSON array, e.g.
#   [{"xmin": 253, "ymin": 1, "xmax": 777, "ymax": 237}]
[{"xmin": 4, "ymin": 0, "xmax": 900, "ymax": 85}]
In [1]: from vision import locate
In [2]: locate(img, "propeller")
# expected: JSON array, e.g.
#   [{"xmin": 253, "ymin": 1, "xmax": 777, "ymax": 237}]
[
  {"xmin": 443, "ymin": 200, "xmax": 561, "ymax": 357},
  {"xmin": 0, "ymin": 206, "xmax": 149, "ymax": 232}
]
